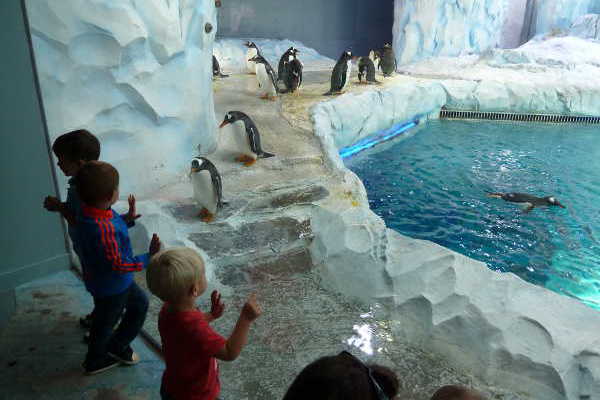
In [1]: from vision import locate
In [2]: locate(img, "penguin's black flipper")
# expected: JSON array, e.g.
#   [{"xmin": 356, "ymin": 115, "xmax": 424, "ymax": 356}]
[{"xmin": 523, "ymin": 204, "xmax": 535, "ymax": 214}]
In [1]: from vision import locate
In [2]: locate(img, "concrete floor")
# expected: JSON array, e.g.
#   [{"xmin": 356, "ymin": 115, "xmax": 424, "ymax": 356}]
[{"xmin": 0, "ymin": 270, "xmax": 164, "ymax": 400}]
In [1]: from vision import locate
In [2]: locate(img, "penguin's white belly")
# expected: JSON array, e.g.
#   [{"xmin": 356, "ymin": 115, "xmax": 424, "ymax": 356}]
[
  {"xmin": 369, "ymin": 51, "xmax": 376, "ymax": 63},
  {"xmin": 256, "ymin": 64, "xmax": 276, "ymax": 96},
  {"xmin": 192, "ymin": 171, "xmax": 218, "ymax": 215},
  {"xmin": 246, "ymin": 49, "xmax": 257, "ymax": 73},
  {"xmin": 343, "ymin": 61, "xmax": 352, "ymax": 89},
  {"xmin": 231, "ymin": 121, "xmax": 256, "ymax": 159}
]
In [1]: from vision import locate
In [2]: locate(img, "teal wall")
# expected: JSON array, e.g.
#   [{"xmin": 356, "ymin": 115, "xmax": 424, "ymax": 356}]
[
  {"xmin": 0, "ymin": 0, "xmax": 70, "ymax": 327},
  {"xmin": 217, "ymin": 0, "xmax": 394, "ymax": 58}
]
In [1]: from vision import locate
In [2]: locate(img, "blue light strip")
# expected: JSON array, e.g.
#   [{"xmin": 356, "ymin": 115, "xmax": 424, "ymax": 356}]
[{"xmin": 339, "ymin": 119, "xmax": 419, "ymax": 159}]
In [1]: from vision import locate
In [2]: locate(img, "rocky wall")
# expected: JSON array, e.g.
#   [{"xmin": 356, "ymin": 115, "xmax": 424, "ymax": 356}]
[{"xmin": 26, "ymin": 0, "xmax": 218, "ymax": 195}]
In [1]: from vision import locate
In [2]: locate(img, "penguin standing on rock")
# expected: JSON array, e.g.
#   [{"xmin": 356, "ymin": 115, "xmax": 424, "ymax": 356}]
[
  {"xmin": 357, "ymin": 56, "xmax": 378, "ymax": 84},
  {"xmin": 249, "ymin": 54, "xmax": 279, "ymax": 100},
  {"xmin": 212, "ymin": 55, "xmax": 229, "ymax": 78},
  {"xmin": 219, "ymin": 111, "xmax": 275, "ymax": 166},
  {"xmin": 278, "ymin": 47, "xmax": 296, "ymax": 85},
  {"xmin": 245, "ymin": 41, "xmax": 260, "ymax": 74},
  {"xmin": 369, "ymin": 49, "xmax": 381, "ymax": 70},
  {"xmin": 324, "ymin": 50, "xmax": 353, "ymax": 96},
  {"xmin": 190, "ymin": 157, "xmax": 223, "ymax": 222},
  {"xmin": 380, "ymin": 43, "xmax": 397, "ymax": 77},
  {"xmin": 283, "ymin": 49, "xmax": 303, "ymax": 94}
]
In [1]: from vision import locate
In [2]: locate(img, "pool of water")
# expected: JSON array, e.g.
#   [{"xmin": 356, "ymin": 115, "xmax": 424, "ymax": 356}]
[{"xmin": 347, "ymin": 120, "xmax": 600, "ymax": 309}]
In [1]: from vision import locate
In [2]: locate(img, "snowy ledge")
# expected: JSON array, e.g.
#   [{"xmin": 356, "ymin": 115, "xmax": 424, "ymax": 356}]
[{"xmin": 309, "ymin": 79, "xmax": 600, "ymax": 400}]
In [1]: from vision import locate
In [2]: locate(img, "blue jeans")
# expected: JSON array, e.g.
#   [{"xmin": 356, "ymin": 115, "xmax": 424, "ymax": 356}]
[{"xmin": 86, "ymin": 282, "xmax": 148, "ymax": 363}]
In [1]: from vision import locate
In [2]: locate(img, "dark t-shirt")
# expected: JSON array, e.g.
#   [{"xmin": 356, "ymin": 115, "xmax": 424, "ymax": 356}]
[{"xmin": 159, "ymin": 305, "xmax": 226, "ymax": 400}]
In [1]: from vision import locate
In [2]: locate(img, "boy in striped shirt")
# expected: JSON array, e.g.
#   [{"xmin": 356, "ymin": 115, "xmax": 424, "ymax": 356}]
[{"xmin": 75, "ymin": 161, "xmax": 161, "ymax": 375}]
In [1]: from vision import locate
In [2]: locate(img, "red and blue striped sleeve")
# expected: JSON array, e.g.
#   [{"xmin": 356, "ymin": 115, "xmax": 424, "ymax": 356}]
[{"xmin": 95, "ymin": 218, "xmax": 148, "ymax": 273}]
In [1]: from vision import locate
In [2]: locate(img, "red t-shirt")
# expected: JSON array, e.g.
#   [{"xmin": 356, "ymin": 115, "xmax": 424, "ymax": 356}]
[{"xmin": 159, "ymin": 305, "xmax": 226, "ymax": 400}]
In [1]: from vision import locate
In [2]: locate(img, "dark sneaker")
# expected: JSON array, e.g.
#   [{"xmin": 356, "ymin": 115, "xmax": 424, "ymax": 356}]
[
  {"xmin": 82, "ymin": 356, "xmax": 119, "ymax": 375},
  {"xmin": 108, "ymin": 346, "xmax": 140, "ymax": 365},
  {"xmin": 79, "ymin": 313, "xmax": 93, "ymax": 329}
]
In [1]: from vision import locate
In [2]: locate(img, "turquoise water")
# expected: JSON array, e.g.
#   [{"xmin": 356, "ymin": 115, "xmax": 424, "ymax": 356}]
[{"xmin": 347, "ymin": 120, "xmax": 600, "ymax": 309}]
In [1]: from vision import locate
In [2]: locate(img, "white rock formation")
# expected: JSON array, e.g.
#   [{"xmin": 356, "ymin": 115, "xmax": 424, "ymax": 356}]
[
  {"xmin": 392, "ymin": 0, "xmax": 506, "ymax": 65},
  {"xmin": 570, "ymin": 13, "xmax": 600, "ymax": 40},
  {"xmin": 213, "ymin": 38, "xmax": 334, "ymax": 75},
  {"xmin": 392, "ymin": 0, "xmax": 600, "ymax": 65},
  {"xmin": 529, "ymin": 0, "xmax": 594, "ymax": 37},
  {"xmin": 310, "ymin": 82, "xmax": 446, "ymax": 171},
  {"xmin": 26, "ymin": 0, "xmax": 218, "ymax": 195}
]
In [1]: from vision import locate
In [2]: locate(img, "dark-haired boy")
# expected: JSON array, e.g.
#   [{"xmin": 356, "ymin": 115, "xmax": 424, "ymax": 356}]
[
  {"xmin": 75, "ymin": 161, "xmax": 161, "ymax": 375},
  {"xmin": 44, "ymin": 129, "xmax": 103, "ymax": 330}
]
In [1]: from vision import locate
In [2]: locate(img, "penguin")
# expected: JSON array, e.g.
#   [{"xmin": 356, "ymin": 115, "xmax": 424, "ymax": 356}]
[
  {"xmin": 283, "ymin": 49, "xmax": 303, "ymax": 94},
  {"xmin": 212, "ymin": 55, "xmax": 229, "ymax": 78},
  {"xmin": 369, "ymin": 49, "xmax": 381, "ymax": 70},
  {"xmin": 244, "ymin": 41, "xmax": 260, "ymax": 74},
  {"xmin": 190, "ymin": 157, "xmax": 223, "ymax": 222},
  {"xmin": 487, "ymin": 192, "xmax": 566, "ymax": 213},
  {"xmin": 324, "ymin": 50, "xmax": 353, "ymax": 96},
  {"xmin": 278, "ymin": 46, "xmax": 296, "ymax": 84},
  {"xmin": 380, "ymin": 43, "xmax": 397, "ymax": 77},
  {"xmin": 219, "ymin": 111, "xmax": 275, "ymax": 166},
  {"xmin": 357, "ymin": 56, "xmax": 378, "ymax": 84},
  {"xmin": 249, "ymin": 54, "xmax": 279, "ymax": 100}
]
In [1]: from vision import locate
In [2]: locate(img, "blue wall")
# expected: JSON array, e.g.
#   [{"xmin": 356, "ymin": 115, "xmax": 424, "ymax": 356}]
[
  {"xmin": 216, "ymin": 0, "xmax": 394, "ymax": 58},
  {"xmin": 0, "ymin": 0, "xmax": 70, "ymax": 329}
]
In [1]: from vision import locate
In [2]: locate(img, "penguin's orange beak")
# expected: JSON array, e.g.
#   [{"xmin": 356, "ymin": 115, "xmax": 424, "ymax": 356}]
[{"xmin": 219, "ymin": 121, "xmax": 229, "ymax": 128}]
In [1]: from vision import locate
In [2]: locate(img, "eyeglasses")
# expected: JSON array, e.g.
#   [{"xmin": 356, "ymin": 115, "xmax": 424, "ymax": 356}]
[{"xmin": 339, "ymin": 351, "xmax": 390, "ymax": 400}]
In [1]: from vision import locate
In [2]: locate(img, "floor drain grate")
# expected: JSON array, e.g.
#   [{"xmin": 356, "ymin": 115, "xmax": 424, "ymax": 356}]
[{"xmin": 440, "ymin": 109, "xmax": 600, "ymax": 124}]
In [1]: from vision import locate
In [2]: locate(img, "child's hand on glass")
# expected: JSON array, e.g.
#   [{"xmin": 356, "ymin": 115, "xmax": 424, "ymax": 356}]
[
  {"xmin": 149, "ymin": 233, "xmax": 161, "ymax": 255},
  {"xmin": 210, "ymin": 290, "xmax": 225, "ymax": 320},
  {"xmin": 124, "ymin": 194, "xmax": 142, "ymax": 223},
  {"xmin": 43, "ymin": 196, "xmax": 61, "ymax": 212},
  {"xmin": 241, "ymin": 293, "xmax": 261, "ymax": 322}
]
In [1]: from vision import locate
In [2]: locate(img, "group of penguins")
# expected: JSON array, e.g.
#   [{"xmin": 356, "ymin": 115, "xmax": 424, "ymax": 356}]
[
  {"xmin": 195, "ymin": 42, "xmax": 398, "ymax": 223},
  {"xmin": 212, "ymin": 41, "xmax": 398, "ymax": 97},
  {"xmin": 212, "ymin": 41, "xmax": 303, "ymax": 99}
]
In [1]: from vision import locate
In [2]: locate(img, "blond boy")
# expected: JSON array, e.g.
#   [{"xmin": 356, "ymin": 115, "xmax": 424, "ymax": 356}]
[{"xmin": 147, "ymin": 248, "xmax": 261, "ymax": 400}]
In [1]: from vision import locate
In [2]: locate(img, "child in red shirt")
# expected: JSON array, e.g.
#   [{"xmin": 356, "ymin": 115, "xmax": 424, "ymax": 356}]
[{"xmin": 147, "ymin": 248, "xmax": 261, "ymax": 400}]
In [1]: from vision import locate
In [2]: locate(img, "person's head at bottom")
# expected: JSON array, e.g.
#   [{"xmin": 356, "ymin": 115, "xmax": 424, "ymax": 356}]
[
  {"xmin": 282, "ymin": 351, "xmax": 400, "ymax": 400},
  {"xmin": 430, "ymin": 385, "xmax": 485, "ymax": 400}
]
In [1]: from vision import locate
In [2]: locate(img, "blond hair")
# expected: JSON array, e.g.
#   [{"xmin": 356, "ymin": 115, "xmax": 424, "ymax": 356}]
[{"xmin": 146, "ymin": 247, "xmax": 206, "ymax": 303}]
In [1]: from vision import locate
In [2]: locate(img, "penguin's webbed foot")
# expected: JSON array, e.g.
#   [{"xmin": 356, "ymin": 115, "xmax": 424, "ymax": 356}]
[
  {"xmin": 198, "ymin": 208, "xmax": 215, "ymax": 223},
  {"xmin": 236, "ymin": 154, "xmax": 256, "ymax": 166},
  {"xmin": 202, "ymin": 213, "xmax": 215, "ymax": 223}
]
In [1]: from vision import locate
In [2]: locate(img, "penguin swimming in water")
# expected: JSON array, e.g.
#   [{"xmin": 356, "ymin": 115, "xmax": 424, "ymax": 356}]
[
  {"xmin": 357, "ymin": 56, "xmax": 378, "ymax": 84},
  {"xmin": 283, "ymin": 48, "xmax": 303, "ymax": 94},
  {"xmin": 244, "ymin": 41, "xmax": 260, "ymax": 74},
  {"xmin": 380, "ymin": 44, "xmax": 397, "ymax": 77},
  {"xmin": 324, "ymin": 50, "xmax": 353, "ymax": 96},
  {"xmin": 190, "ymin": 157, "xmax": 223, "ymax": 222},
  {"xmin": 278, "ymin": 46, "xmax": 296, "ymax": 84},
  {"xmin": 487, "ymin": 192, "xmax": 566, "ymax": 213},
  {"xmin": 249, "ymin": 54, "xmax": 279, "ymax": 100},
  {"xmin": 219, "ymin": 111, "xmax": 275, "ymax": 166},
  {"xmin": 212, "ymin": 55, "xmax": 229, "ymax": 78}
]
